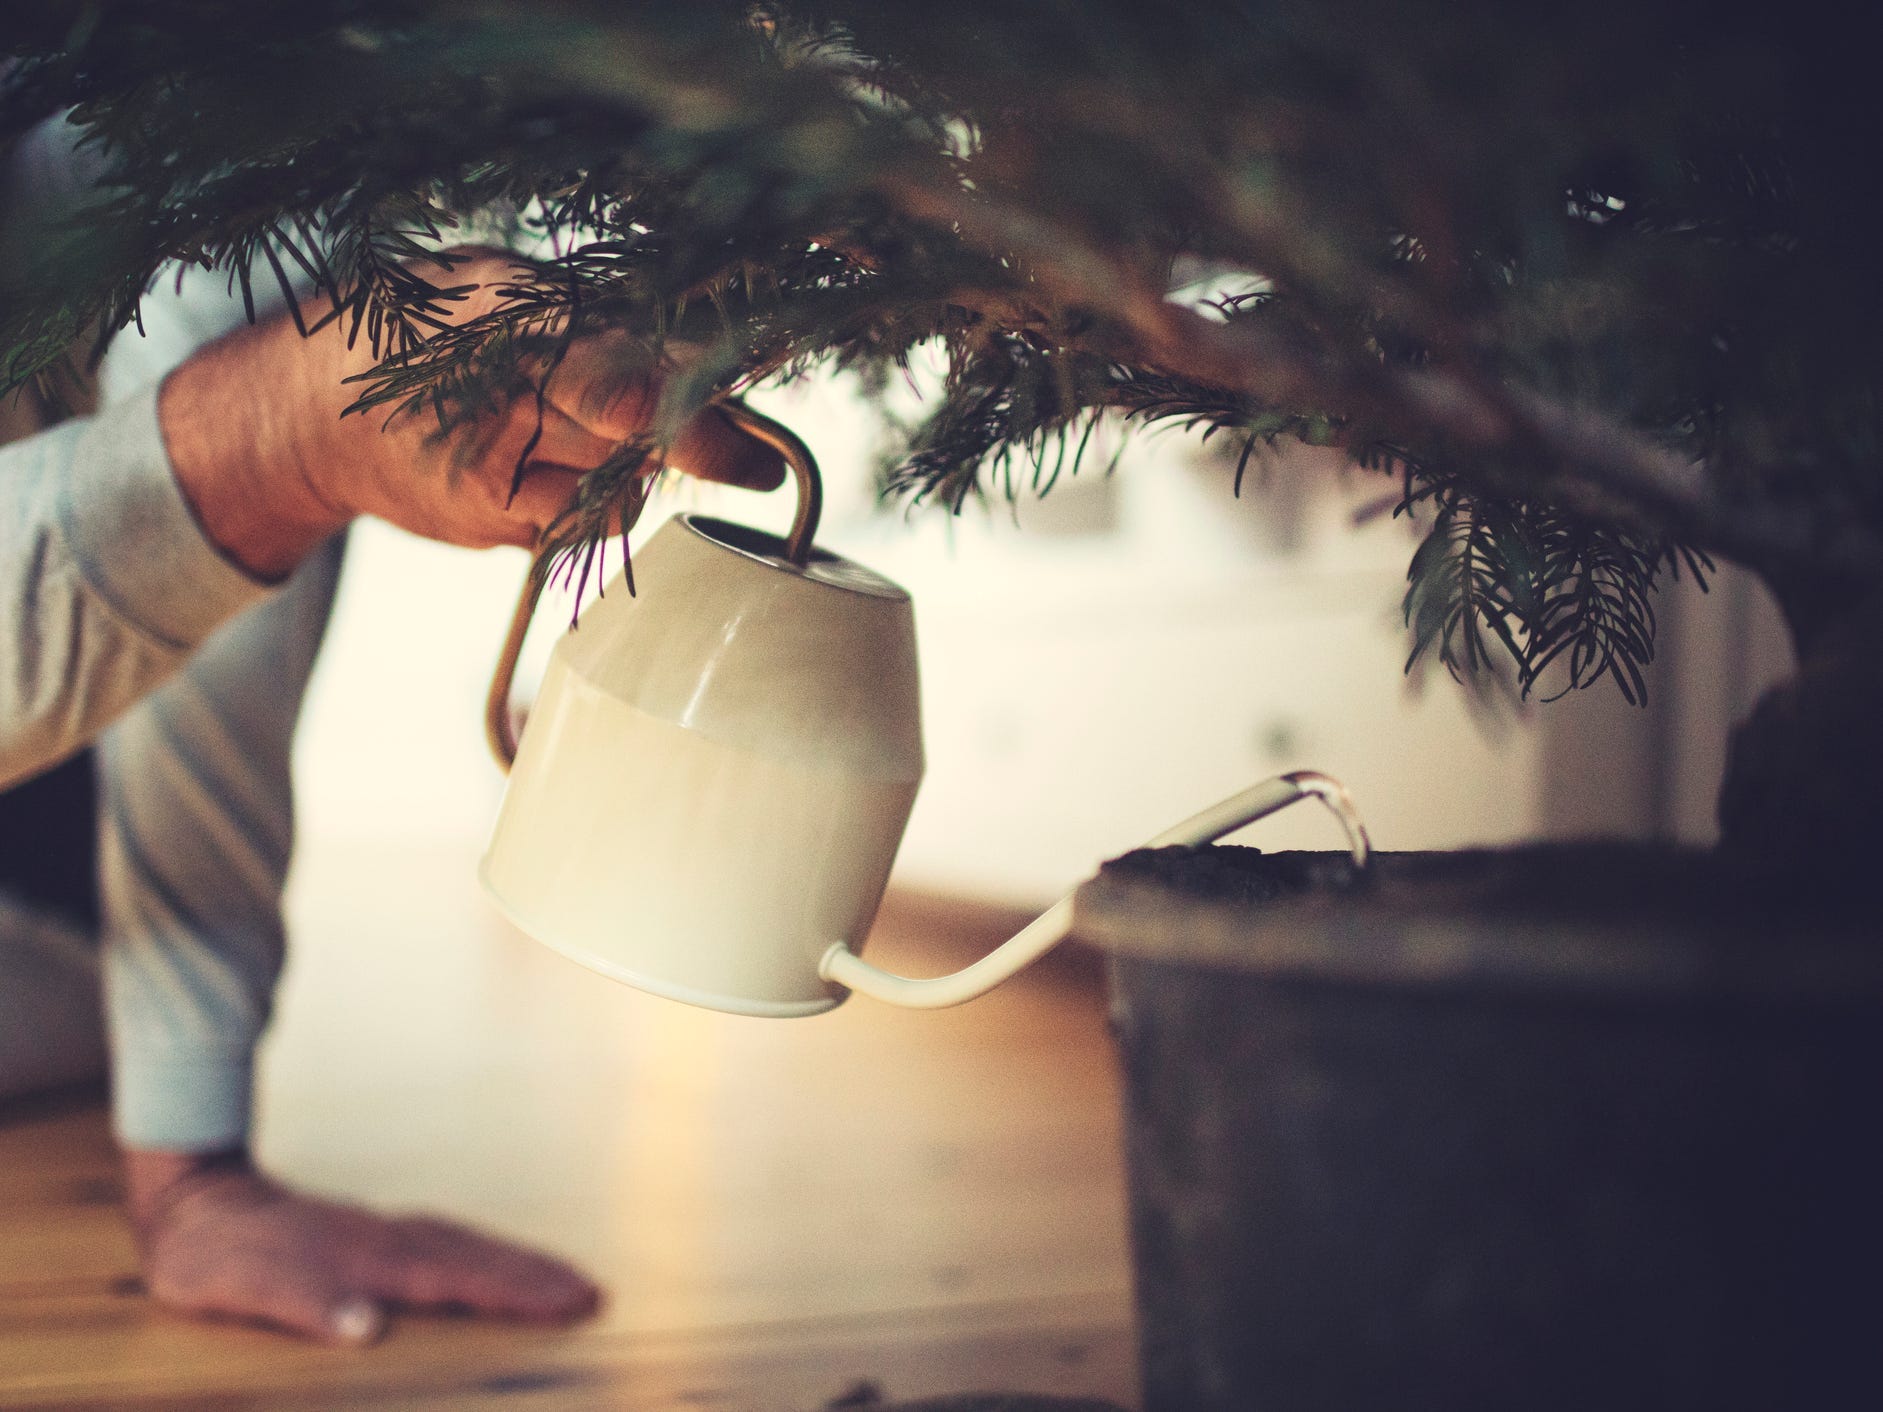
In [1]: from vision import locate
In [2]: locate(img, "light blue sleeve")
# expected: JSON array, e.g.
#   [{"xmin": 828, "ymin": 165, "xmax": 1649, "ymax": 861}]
[
  {"xmin": 99, "ymin": 530, "xmax": 344, "ymax": 1152},
  {"xmin": 0, "ymin": 383, "xmax": 335, "ymax": 1152},
  {"xmin": 0, "ymin": 109, "xmax": 279, "ymax": 789},
  {"xmin": 4, "ymin": 111, "xmax": 338, "ymax": 1153},
  {"xmin": 83, "ymin": 258, "xmax": 340, "ymax": 1154},
  {"xmin": 0, "ymin": 388, "xmax": 275, "ymax": 791}
]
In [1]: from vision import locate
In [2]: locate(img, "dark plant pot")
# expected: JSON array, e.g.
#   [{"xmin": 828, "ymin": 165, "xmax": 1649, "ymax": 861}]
[{"xmin": 1071, "ymin": 846, "xmax": 1883, "ymax": 1412}]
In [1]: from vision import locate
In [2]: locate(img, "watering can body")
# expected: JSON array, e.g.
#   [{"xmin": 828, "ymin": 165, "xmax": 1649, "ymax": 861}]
[
  {"xmin": 480, "ymin": 404, "xmax": 1369, "ymax": 1016},
  {"xmin": 480, "ymin": 512, "xmax": 924, "ymax": 1016}
]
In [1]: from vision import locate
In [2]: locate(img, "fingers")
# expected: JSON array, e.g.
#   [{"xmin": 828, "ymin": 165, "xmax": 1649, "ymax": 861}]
[
  {"xmin": 460, "ymin": 400, "xmax": 782, "ymax": 550},
  {"xmin": 160, "ymin": 1275, "xmax": 373, "ymax": 1346},
  {"xmin": 202, "ymin": 1282, "xmax": 386, "ymax": 1348},
  {"xmin": 139, "ymin": 1174, "xmax": 600, "ymax": 1345},
  {"xmin": 329, "ymin": 1296, "xmax": 390, "ymax": 1345},
  {"xmin": 503, "ymin": 466, "xmax": 583, "ymax": 543},
  {"xmin": 529, "ymin": 401, "xmax": 622, "ymax": 474},
  {"xmin": 339, "ymin": 264, "xmax": 793, "ymax": 554},
  {"xmin": 142, "ymin": 1215, "xmax": 390, "ymax": 1348},
  {"xmin": 434, "ymin": 399, "xmax": 590, "ymax": 547},
  {"xmin": 667, "ymin": 406, "xmax": 789, "ymax": 491},
  {"xmin": 536, "ymin": 392, "xmax": 786, "ymax": 490},
  {"xmin": 543, "ymin": 335, "xmax": 660, "ymax": 439},
  {"xmin": 545, "ymin": 334, "xmax": 788, "ymax": 490},
  {"xmin": 367, "ymin": 1216, "xmax": 601, "ymax": 1323}
]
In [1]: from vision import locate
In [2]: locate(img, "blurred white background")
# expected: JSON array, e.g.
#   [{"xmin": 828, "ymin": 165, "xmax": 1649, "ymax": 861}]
[{"xmin": 287, "ymin": 368, "xmax": 1796, "ymax": 909}]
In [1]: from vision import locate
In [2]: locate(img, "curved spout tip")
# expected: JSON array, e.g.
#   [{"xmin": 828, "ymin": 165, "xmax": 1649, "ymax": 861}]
[{"xmin": 1281, "ymin": 770, "xmax": 1372, "ymax": 867}]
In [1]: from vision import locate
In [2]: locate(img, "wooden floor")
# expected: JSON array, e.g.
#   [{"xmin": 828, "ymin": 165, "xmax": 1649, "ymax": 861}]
[{"xmin": 0, "ymin": 843, "xmax": 1138, "ymax": 1409}]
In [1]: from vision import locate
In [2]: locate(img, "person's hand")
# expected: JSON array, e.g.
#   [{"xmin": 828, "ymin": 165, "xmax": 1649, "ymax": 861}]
[
  {"xmin": 160, "ymin": 247, "xmax": 786, "ymax": 580},
  {"xmin": 124, "ymin": 1147, "xmax": 599, "ymax": 1344}
]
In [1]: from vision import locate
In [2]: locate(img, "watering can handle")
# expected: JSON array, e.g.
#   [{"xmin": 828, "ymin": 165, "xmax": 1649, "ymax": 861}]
[
  {"xmin": 818, "ymin": 771, "xmax": 1371, "ymax": 1010},
  {"xmin": 484, "ymin": 400, "xmax": 825, "ymax": 770}
]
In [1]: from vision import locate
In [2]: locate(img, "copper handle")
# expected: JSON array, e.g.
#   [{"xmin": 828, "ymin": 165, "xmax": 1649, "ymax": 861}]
[
  {"xmin": 485, "ymin": 401, "xmax": 825, "ymax": 771},
  {"xmin": 718, "ymin": 400, "xmax": 823, "ymax": 568}
]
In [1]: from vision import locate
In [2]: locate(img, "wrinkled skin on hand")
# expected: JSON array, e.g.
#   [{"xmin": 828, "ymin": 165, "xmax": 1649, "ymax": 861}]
[
  {"xmin": 125, "ymin": 1148, "xmax": 599, "ymax": 1344},
  {"xmin": 161, "ymin": 246, "xmax": 785, "ymax": 580}
]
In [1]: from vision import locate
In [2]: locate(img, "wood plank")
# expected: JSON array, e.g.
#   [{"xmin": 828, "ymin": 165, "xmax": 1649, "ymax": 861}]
[
  {"xmin": 0, "ymin": 843, "xmax": 1138, "ymax": 1407},
  {"xmin": 1, "ymin": 1287, "xmax": 1132, "ymax": 1409}
]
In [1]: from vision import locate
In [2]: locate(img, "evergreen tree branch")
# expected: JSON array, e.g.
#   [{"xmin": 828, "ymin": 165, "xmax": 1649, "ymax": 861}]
[
  {"xmin": 876, "ymin": 168, "xmax": 1883, "ymax": 588},
  {"xmin": 6, "ymin": 0, "xmax": 1881, "ymax": 704}
]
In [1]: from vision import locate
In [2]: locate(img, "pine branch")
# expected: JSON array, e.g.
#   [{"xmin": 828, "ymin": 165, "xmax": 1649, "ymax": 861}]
[
  {"xmin": 6, "ymin": 0, "xmax": 1881, "ymax": 704},
  {"xmin": 878, "ymin": 166, "xmax": 1883, "ymax": 589}
]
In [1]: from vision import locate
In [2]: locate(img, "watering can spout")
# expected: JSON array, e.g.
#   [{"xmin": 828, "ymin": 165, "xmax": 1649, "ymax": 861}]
[
  {"xmin": 479, "ymin": 399, "xmax": 1373, "ymax": 1018},
  {"xmin": 816, "ymin": 771, "xmax": 1371, "ymax": 1010}
]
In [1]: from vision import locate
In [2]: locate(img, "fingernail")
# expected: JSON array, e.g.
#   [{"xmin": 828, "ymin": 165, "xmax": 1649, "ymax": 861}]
[{"xmin": 329, "ymin": 1297, "xmax": 386, "ymax": 1345}]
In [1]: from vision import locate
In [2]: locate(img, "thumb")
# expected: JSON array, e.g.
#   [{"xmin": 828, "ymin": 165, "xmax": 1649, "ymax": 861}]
[
  {"xmin": 666, "ymin": 406, "xmax": 789, "ymax": 491},
  {"xmin": 326, "ymin": 1296, "xmax": 388, "ymax": 1347},
  {"xmin": 166, "ymin": 1274, "xmax": 387, "ymax": 1346}
]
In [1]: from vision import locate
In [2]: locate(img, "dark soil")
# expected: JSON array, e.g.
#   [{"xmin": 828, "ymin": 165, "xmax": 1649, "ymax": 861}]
[{"xmin": 1101, "ymin": 841, "xmax": 1870, "ymax": 934}]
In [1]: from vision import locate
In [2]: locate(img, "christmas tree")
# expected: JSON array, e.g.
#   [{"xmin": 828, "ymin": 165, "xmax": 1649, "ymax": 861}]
[{"xmin": 4, "ymin": 0, "xmax": 1878, "ymax": 875}]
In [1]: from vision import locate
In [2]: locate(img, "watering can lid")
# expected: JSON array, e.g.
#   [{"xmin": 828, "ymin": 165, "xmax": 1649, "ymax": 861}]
[{"xmin": 675, "ymin": 513, "xmax": 910, "ymax": 602}]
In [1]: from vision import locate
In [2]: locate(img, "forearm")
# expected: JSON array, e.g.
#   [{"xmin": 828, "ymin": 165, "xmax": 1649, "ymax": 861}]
[{"xmin": 0, "ymin": 389, "xmax": 274, "ymax": 791}]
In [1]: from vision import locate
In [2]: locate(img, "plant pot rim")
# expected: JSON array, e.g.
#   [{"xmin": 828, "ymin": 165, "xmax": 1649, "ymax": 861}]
[{"xmin": 1070, "ymin": 844, "xmax": 1883, "ymax": 1004}]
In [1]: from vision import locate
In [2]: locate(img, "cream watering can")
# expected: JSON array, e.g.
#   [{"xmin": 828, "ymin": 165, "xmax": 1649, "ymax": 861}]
[{"xmin": 479, "ymin": 404, "xmax": 1370, "ymax": 1016}]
